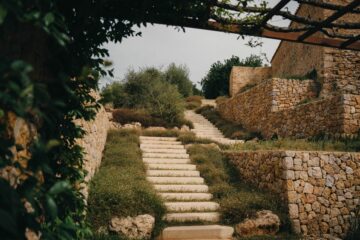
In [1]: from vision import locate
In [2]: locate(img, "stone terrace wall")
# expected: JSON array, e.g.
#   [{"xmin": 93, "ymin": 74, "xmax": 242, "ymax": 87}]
[
  {"xmin": 226, "ymin": 150, "xmax": 360, "ymax": 238},
  {"xmin": 271, "ymin": 1, "xmax": 360, "ymax": 98},
  {"xmin": 271, "ymin": 4, "xmax": 325, "ymax": 83},
  {"xmin": 322, "ymin": 48, "xmax": 360, "ymax": 97},
  {"xmin": 75, "ymin": 103, "xmax": 110, "ymax": 199},
  {"xmin": 218, "ymin": 78, "xmax": 347, "ymax": 139},
  {"xmin": 229, "ymin": 66, "xmax": 272, "ymax": 97},
  {"xmin": 219, "ymin": 74, "xmax": 360, "ymax": 138},
  {"xmin": 271, "ymin": 78, "xmax": 316, "ymax": 111}
]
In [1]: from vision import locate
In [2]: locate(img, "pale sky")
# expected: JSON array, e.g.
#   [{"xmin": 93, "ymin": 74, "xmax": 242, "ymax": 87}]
[{"xmin": 101, "ymin": 1, "xmax": 298, "ymax": 88}]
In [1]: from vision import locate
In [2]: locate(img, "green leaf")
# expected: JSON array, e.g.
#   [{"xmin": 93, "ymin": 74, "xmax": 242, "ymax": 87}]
[
  {"xmin": 44, "ymin": 12, "xmax": 55, "ymax": 26},
  {"xmin": 49, "ymin": 181, "xmax": 71, "ymax": 196},
  {"xmin": 45, "ymin": 195, "xmax": 58, "ymax": 220},
  {"xmin": 0, "ymin": 4, "xmax": 7, "ymax": 24},
  {"xmin": 46, "ymin": 139, "xmax": 61, "ymax": 151},
  {"xmin": 0, "ymin": 108, "xmax": 4, "ymax": 118}
]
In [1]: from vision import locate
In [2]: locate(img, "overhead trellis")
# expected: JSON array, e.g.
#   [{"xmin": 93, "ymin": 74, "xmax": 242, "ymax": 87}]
[{"xmin": 154, "ymin": 0, "xmax": 360, "ymax": 51}]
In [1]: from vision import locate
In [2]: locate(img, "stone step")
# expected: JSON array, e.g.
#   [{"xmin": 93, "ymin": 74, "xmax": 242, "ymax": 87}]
[
  {"xmin": 147, "ymin": 170, "xmax": 200, "ymax": 177},
  {"xmin": 159, "ymin": 193, "xmax": 213, "ymax": 201},
  {"xmin": 141, "ymin": 148, "xmax": 187, "ymax": 154},
  {"xmin": 146, "ymin": 164, "xmax": 196, "ymax": 170},
  {"xmin": 140, "ymin": 136, "xmax": 177, "ymax": 141},
  {"xmin": 143, "ymin": 153, "xmax": 189, "ymax": 159},
  {"xmin": 147, "ymin": 177, "xmax": 204, "ymax": 184},
  {"xmin": 140, "ymin": 140, "xmax": 182, "ymax": 145},
  {"xmin": 159, "ymin": 225, "xmax": 234, "ymax": 240},
  {"xmin": 154, "ymin": 185, "xmax": 209, "ymax": 192},
  {"xmin": 143, "ymin": 158, "xmax": 190, "ymax": 164},
  {"xmin": 140, "ymin": 144, "xmax": 185, "ymax": 149},
  {"xmin": 165, "ymin": 202, "xmax": 219, "ymax": 212},
  {"xmin": 164, "ymin": 212, "xmax": 220, "ymax": 223}
]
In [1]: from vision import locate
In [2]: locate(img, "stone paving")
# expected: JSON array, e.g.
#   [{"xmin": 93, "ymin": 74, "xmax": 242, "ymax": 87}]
[
  {"xmin": 185, "ymin": 110, "xmax": 243, "ymax": 145},
  {"xmin": 140, "ymin": 136, "xmax": 234, "ymax": 239}
]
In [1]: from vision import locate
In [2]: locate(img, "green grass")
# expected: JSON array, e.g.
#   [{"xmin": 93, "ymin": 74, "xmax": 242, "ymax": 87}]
[
  {"xmin": 87, "ymin": 129, "xmax": 166, "ymax": 239},
  {"xmin": 186, "ymin": 144, "xmax": 298, "ymax": 239},
  {"xmin": 195, "ymin": 106, "xmax": 262, "ymax": 140},
  {"xmin": 229, "ymin": 138, "xmax": 360, "ymax": 152}
]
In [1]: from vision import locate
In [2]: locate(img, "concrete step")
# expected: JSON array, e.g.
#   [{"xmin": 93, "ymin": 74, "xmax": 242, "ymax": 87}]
[
  {"xmin": 159, "ymin": 225, "xmax": 234, "ymax": 240},
  {"xmin": 140, "ymin": 144, "xmax": 185, "ymax": 149},
  {"xmin": 147, "ymin": 170, "xmax": 200, "ymax": 177},
  {"xmin": 154, "ymin": 185, "xmax": 209, "ymax": 192},
  {"xmin": 143, "ymin": 153, "xmax": 189, "ymax": 159},
  {"xmin": 164, "ymin": 212, "xmax": 220, "ymax": 223},
  {"xmin": 147, "ymin": 177, "xmax": 204, "ymax": 184},
  {"xmin": 143, "ymin": 158, "xmax": 190, "ymax": 164},
  {"xmin": 140, "ymin": 140, "xmax": 182, "ymax": 145},
  {"xmin": 142, "ymin": 148, "xmax": 187, "ymax": 154},
  {"xmin": 140, "ymin": 136, "xmax": 177, "ymax": 141},
  {"xmin": 146, "ymin": 164, "xmax": 196, "ymax": 170},
  {"xmin": 159, "ymin": 193, "xmax": 213, "ymax": 201},
  {"xmin": 165, "ymin": 202, "xmax": 219, "ymax": 212}
]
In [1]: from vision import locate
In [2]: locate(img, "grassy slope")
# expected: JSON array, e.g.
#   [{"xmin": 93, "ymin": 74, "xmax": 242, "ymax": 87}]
[
  {"xmin": 186, "ymin": 144, "xmax": 299, "ymax": 240},
  {"xmin": 87, "ymin": 129, "xmax": 166, "ymax": 239}
]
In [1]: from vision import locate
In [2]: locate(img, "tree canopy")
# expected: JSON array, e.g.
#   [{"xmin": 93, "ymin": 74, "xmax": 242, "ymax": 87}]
[{"xmin": 201, "ymin": 55, "xmax": 263, "ymax": 99}]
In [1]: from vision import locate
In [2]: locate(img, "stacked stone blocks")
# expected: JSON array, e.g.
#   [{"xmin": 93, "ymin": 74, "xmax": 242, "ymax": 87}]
[{"xmin": 226, "ymin": 150, "xmax": 360, "ymax": 238}]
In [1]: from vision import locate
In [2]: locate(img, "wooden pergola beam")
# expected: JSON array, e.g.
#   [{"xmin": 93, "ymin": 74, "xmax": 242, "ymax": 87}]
[
  {"xmin": 205, "ymin": 21, "xmax": 360, "ymax": 51},
  {"xmin": 258, "ymin": 0, "xmax": 291, "ymax": 28},
  {"xmin": 298, "ymin": 0, "xmax": 360, "ymax": 41}
]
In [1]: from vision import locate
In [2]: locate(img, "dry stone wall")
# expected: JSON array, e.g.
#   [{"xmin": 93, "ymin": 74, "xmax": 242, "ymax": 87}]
[
  {"xmin": 270, "ymin": 1, "xmax": 360, "ymax": 98},
  {"xmin": 229, "ymin": 67, "xmax": 272, "ymax": 97},
  {"xmin": 226, "ymin": 150, "xmax": 360, "ymax": 238},
  {"xmin": 218, "ymin": 78, "xmax": 358, "ymax": 139}
]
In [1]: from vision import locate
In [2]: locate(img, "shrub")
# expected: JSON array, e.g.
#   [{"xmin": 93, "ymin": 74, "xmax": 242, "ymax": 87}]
[
  {"xmin": 186, "ymin": 101, "xmax": 201, "ymax": 110},
  {"xmin": 186, "ymin": 95, "xmax": 203, "ymax": 104},
  {"xmin": 164, "ymin": 63, "xmax": 193, "ymax": 97},
  {"xmin": 112, "ymin": 108, "xmax": 167, "ymax": 127}
]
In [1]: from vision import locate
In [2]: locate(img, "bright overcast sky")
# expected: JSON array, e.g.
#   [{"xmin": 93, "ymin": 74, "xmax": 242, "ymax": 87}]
[{"xmin": 101, "ymin": 1, "xmax": 298, "ymax": 88}]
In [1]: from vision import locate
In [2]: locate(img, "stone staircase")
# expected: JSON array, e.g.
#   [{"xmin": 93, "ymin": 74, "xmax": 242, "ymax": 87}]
[
  {"xmin": 140, "ymin": 136, "xmax": 234, "ymax": 239},
  {"xmin": 184, "ymin": 111, "xmax": 243, "ymax": 145}
]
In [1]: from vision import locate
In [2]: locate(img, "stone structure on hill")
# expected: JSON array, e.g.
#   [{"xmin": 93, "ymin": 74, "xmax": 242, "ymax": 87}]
[{"xmin": 219, "ymin": 0, "xmax": 360, "ymax": 139}]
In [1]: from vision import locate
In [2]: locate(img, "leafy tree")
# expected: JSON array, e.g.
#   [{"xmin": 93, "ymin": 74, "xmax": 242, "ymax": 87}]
[
  {"xmin": 100, "ymin": 82, "xmax": 126, "ymax": 108},
  {"xmin": 104, "ymin": 67, "xmax": 185, "ymax": 124},
  {"xmin": 164, "ymin": 63, "xmax": 193, "ymax": 97},
  {"xmin": 201, "ymin": 55, "xmax": 263, "ymax": 98}
]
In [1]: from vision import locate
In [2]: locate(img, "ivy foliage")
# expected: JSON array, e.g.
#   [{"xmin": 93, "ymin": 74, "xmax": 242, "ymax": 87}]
[{"xmin": 0, "ymin": 0, "xmax": 210, "ymax": 239}]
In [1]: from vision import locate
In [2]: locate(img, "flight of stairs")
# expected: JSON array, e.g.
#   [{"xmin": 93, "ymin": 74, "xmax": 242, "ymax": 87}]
[
  {"xmin": 184, "ymin": 110, "xmax": 243, "ymax": 145},
  {"xmin": 140, "ymin": 136, "xmax": 234, "ymax": 239}
]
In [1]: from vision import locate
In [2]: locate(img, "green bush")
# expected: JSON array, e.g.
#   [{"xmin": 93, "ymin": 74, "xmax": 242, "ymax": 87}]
[
  {"xmin": 87, "ymin": 130, "xmax": 166, "ymax": 237},
  {"xmin": 185, "ymin": 101, "xmax": 201, "ymax": 110},
  {"xmin": 112, "ymin": 108, "xmax": 167, "ymax": 127},
  {"xmin": 164, "ymin": 63, "xmax": 193, "ymax": 97},
  {"xmin": 186, "ymin": 95, "xmax": 203, "ymax": 104}
]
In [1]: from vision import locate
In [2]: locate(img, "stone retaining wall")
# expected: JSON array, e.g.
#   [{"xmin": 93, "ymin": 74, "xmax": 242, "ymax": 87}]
[
  {"xmin": 218, "ymin": 78, "xmax": 360, "ymax": 138},
  {"xmin": 75, "ymin": 102, "xmax": 110, "ymax": 199},
  {"xmin": 226, "ymin": 150, "xmax": 360, "ymax": 238},
  {"xmin": 229, "ymin": 66, "xmax": 272, "ymax": 97}
]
